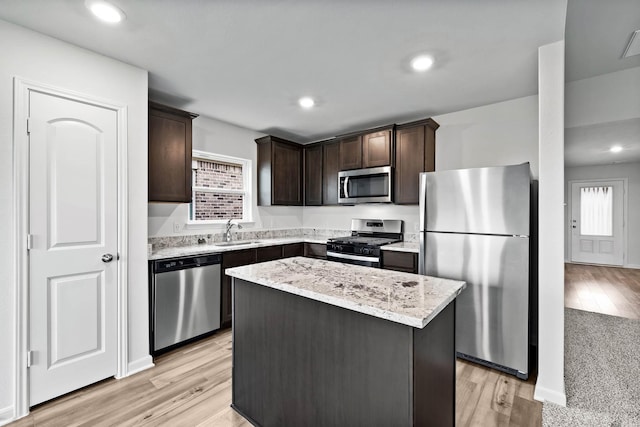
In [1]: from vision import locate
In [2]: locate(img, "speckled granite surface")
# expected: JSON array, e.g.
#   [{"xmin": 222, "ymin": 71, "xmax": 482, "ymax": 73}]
[
  {"xmin": 226, "ymin": 257, "xmax": 465, "ymax": 328},
  {"xmin": 149, "ymin": 237, "xmax": 327, "ymax": 260},
  {"xmin": 382, "ymin": 241, "xmax": 419, "ymax": 253}
]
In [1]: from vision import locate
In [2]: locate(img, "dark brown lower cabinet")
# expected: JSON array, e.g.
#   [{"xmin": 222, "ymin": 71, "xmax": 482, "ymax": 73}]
[
  {"xmin": 221, "ymin": 242, "xmax": 320, "ymax": 327},
  {"xmin": 283, "ymin": 243, "xmax": 304, "ymax": 258},
  {"xmin": 381, "ymin": 251, "xmax": 418, "ymax": 274},
  {"xmin": 221, "ymin": 249, "xmax": 257, "ymax": 327},
  {"xmin": 232, "ymin": 279, "xmax": 455, "ymax": 426},
  {"xmin": 304, "ymin": 242, "xmax": 327, "ymax": 259}
]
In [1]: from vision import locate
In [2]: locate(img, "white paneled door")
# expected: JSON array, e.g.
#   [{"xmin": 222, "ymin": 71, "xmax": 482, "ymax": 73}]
[
  {"xmin": 570, "ymin": 180, "xmax": 624, "ymax": 266},
  {"xmin": 28, "ymin": 90, "xmax": 118, "ymax": 405}
]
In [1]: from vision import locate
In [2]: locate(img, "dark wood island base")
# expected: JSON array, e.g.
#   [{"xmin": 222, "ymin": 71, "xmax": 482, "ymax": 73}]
[{"xmin": 231, "ymin": 278, "xmax": 456, "ymax": 427}]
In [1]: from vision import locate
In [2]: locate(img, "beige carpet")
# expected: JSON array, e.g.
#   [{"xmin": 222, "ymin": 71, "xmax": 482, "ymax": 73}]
[{"xmin": 542, "ymin": 308, "xmax": 640, "ymax": 426}]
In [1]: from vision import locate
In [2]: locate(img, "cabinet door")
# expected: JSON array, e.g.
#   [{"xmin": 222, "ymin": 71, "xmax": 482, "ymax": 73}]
[
  {"xmin": 363, "ymin": 130, "xmax": 391, "ymax": 168},
  {"xmin": 148, "ymin": 107, "xmax": 192, "ymax": 202},
  {"xmin": 273, "ymin": 142, "xmax": 303, "ymax": 205},
  {"xmin": 425, "ymin": 125, "xmax": 436, "ymax": 172},
  {"xmin": 395, "ymin": 126, "xmax": 425, "ymax": 205},
  {"xmin": 283, "ymin": 243, "xmax": 304, "ymax": 258},
  {"xmin": 339, "ymin": 135, "xmax": 362, "ymax": 170},
  {"xmin": 221, "ymin": 249, "xmax": 257, "ymax": 327},
  {"xmin": 323, "ymin": 141, "xmax": 341, "ymax": 205},
  {"xmin": 304, "ymin": 243, "xmax": 327, "ymax": 259},
  {"xmin": 304, "ymin": 145, "xmax": 323, "ymax": 205},
  {"xmin": 256, "ymin": 245, "xmax": 283, "ymax": 263},
  {"xmin": 382, "ymin": 251, "xmax": 418, "ymax": 274}
]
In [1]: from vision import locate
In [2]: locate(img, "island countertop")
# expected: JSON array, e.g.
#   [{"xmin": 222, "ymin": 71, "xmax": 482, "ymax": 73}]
[{"xmin": 225, "ymin": 256, "xmax": 465, "ymax": 329}]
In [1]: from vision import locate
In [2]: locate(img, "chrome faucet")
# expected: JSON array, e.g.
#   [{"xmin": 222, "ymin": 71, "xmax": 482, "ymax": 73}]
[{"xmin": 225, "ymin": 219, "xmax": 242, "ymax": 242}]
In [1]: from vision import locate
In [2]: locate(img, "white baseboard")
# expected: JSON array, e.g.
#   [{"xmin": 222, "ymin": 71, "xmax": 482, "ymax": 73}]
[
  {"xmin": 534, "ymin": 385, "xmax": 567, "ymax": 406},
  {"xmin": 0, "ymin": 405, "xmax": 15, "ymax": 427},
  {"xmin": 625, "ymin": 263, "xmax": 640, "ymax": 269},
  {"xmin": 123, "ymin": 355, "xmax": 154, "ymax": 377}
]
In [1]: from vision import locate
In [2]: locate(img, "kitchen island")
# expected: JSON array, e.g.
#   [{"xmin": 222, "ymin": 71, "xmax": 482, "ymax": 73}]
[{"xmin": 225, "ymin": 257, "xmax": 465, "ymax": 427}]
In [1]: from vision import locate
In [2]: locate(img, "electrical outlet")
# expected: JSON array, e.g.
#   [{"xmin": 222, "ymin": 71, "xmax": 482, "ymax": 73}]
[{"xmin": 173, "ymin": 222, "xmax": 181, "ymax": 233}]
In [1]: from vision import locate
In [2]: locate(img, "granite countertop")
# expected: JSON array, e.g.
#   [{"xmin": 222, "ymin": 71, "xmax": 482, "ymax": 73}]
[
  {"xmin": 149, "ymin": 237, "xmax": 327, "ymax": 260},
  {"xmin": 382, "ymin": 241, "xmax": 419, "ymax": 253},
  {"xmin": 226, "ymin": 257, "xmax": 465, "ymax": 329}
]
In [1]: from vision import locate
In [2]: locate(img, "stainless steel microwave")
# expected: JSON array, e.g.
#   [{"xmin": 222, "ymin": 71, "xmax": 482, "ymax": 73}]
[{"xmin": 338, "ymin": 166, "xmax": 393, "ymax": 204}]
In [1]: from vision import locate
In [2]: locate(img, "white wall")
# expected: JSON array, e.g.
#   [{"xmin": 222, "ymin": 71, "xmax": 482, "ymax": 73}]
[
  {"xmin": 302, "ymin": 96, "xmax": 540, "ymax": 231},
  {"xmin": 534, "ymin": 40, "xmax": 566, "ymax": 406},
  {"xmin": 148, "ymin": 115, "xmax": 303, "ymax": 238},
  {"xmin": 435, "ymin": 95, "xmax": 540, "ymax": 178},
  {"xmin": 565, "ymin": 162, "xmax": 640, "ymax": 268},
  {"xmin": 0, "ymin": 20, "xmax": 148, "ymax": 422},
  {"xmin": 566, "ymin": 66, "xmax": 640, "ymax": 129}
]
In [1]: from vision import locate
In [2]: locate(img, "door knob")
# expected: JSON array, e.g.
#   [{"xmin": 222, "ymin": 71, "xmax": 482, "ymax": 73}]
[{"xmin": 101, "ymin": 253, "xmax": 114, "ymax": 263}]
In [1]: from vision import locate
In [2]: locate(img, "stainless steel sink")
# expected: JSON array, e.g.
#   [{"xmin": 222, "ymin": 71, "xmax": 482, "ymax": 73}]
[{"xmin": 214, "ymin": 241, "xmax": 261, "ymax": 247}]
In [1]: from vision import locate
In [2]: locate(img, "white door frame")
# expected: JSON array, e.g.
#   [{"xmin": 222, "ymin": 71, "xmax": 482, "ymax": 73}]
[
  {"xmin": 12, "ymin": 77, "xmax": 129, "ymax": 418},
  {"xmin": 567, "ymin": 178, "xmax": 628, "ymax": 267}
]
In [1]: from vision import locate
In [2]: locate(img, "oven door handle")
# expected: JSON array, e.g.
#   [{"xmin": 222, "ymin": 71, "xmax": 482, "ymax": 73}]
[
  {"xmin": 326, "ymin": 251, "xmax": 379, "ymax": 263},
  {"xmin": 343, "ymin": 177, "xmax": 349, "ymax": 198}
]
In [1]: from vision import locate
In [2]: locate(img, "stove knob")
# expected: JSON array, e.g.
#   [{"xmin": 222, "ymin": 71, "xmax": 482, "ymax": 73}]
[{"xmin": 362, "ymin": 248, "xmax": 370, "ymax": 255}]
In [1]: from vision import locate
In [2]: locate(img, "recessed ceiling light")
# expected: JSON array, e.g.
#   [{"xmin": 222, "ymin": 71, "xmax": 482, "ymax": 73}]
[
  {"xmin": 410, "ymin": 55, "xmax": 434, "ymax": 72},
  {"xmin": 610, "ymin": 145, "xmax": 623, "ymax": 153},
  {"xmin": 85, "ymin": 0, "xmax": 125, "ymax": 24},
  {"xmin": 298, "ymin": 97, "xmax": 315, "ymax": 109}
]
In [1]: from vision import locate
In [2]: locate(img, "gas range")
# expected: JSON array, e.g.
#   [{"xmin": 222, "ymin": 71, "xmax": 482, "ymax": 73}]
[{"xmin": 327, "ymin": 219, "xmax": 403, "ymax": 268}]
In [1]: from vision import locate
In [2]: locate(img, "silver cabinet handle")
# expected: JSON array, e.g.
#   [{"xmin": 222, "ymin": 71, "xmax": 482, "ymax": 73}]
[
  {"xmin": 101, "ymin": 253, "xmax": 114, "ymax": 263},
  {"xmin": 343, "ymin": 177, "xmax": 349, "ymax": 198}
]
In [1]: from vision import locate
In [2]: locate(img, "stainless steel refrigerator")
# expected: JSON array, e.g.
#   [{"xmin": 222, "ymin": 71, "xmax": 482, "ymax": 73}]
[{"xmin": 419, "ymin": 163, "xmax": 534, "ymax": 379}]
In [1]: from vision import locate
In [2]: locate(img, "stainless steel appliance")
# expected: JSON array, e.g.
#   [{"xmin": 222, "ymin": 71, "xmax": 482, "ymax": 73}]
[
  {"xmin": 338, "ymin": 166, "xmax": 393, "ymax": 204},
  {"xmin": 327, "ymin": 219, "xmax": 403, "ymax": 267},
  {"xmin": 419, "ymin": 163, "xmax": 534, "ymax": 379},
  {"xmin": 151, "ymin": 254, "xmax": 222, "ymax": 354}
]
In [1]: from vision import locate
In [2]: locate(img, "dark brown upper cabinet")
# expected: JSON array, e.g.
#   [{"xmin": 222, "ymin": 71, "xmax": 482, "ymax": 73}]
[
  {"xmin": 304, "ymin": 144, "xmax": 323, "ymax": 206},
  {"xmin": 339, "ymin": 135, "xmax": 362, "ymax": 170},
  {"xmin": 394, "ymin": 119, "xmax": 439, "ymax": 205},
  {"xmin": 362, "ymin": 128, "xmax": 393, "ymax": 168},
  {"xmin": 148, "ymin": 102, "xmax": 198, "ymax": 203},
  {"xmin": 322, "ymin": 141, "xmax": 341, "ymax": 205},
  {"xmin": 256, "ymin": 136, "xmax": 303, "ymax": 206}
]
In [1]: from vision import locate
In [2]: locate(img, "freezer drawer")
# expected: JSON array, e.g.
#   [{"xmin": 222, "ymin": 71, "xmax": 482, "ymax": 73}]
[
  {"xmin": 422, "ymin": 232, "xmax": 530, "ymax": 377},
  {"xmin": 420, "ymin": 163, "xmax": 530, "ymax": 235}
]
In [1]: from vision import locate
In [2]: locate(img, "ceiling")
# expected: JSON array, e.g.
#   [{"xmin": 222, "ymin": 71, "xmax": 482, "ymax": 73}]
[
  {"xmin": 0, "ymin": 0, "xmax": 566, "ymax": 143},
  {"xmin": 565, "ymin": 118, "xmax": 640, "ymax": 167},
  {"xmin": 2, "ymin": 1, "xmax": 638, "ymax": 167},
  {"xmin": 564, "ymin": 0, "xmax": 640, "ymax": 167}
]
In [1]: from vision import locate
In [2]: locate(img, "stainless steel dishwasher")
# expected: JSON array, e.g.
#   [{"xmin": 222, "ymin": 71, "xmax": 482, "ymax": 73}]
[{"xmin": 151, "ymin": 254, "xmax": 221, "ymax": 354}]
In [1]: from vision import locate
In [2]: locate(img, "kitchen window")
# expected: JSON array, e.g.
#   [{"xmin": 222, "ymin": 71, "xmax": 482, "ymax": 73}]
[{"xmin": 189, "ymin": 150, "xmax": 252, "ymax": 223}]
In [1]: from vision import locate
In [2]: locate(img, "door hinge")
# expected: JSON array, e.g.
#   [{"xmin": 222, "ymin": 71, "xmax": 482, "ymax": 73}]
[
  {"xmin": 27, "ymin": 234, "xmax": 33, "ymax": 250},
  {"xmin": 26, "ymin": 117, "xmax": 31, "ymax": 134},
  {"xmin": 27, "ymin": 350, "xmax": 33, "ymax": 368}
]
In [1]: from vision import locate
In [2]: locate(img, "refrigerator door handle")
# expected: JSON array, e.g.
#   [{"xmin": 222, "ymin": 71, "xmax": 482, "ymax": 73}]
[{"xmin": 418, "ymin": 232, "xmax": 425, "ymax": 275}]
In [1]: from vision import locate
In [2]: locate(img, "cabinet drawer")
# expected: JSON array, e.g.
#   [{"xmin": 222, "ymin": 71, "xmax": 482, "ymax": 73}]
[
  {"xmin": 256, "ymin": 245, "xmax": 283, "ymax": 262},
  {"xmin": 382, "ymin": 251, "xmax": 417, "ymax": 274}
]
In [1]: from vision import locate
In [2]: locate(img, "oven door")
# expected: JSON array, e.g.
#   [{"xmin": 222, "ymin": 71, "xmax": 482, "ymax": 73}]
[
  {"xmin": 326, "ymin": 251, "xmax": 380, "ymax": 268},
  {"xmin": 338, "ymin": 166, "xmax": 392, "ymax": 204}
]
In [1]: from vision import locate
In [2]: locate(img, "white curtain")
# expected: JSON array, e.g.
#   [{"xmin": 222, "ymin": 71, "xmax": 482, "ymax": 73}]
[{"xmin": 580, "ymin": 186, "xmax": 613, "ymax": 236}]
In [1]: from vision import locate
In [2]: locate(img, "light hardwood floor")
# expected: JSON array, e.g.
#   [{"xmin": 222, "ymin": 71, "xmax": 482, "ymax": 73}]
[
  {"xmin": 8, "ymin": 326, "xmax": 541, "ymax": 427},
  {"xmin": 565, "ymin": 262, "xmax": 640, "ymax": 319},
  {"xmin": 19, "ymin": 262, "xmax": 640, "ymax": 426}
]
